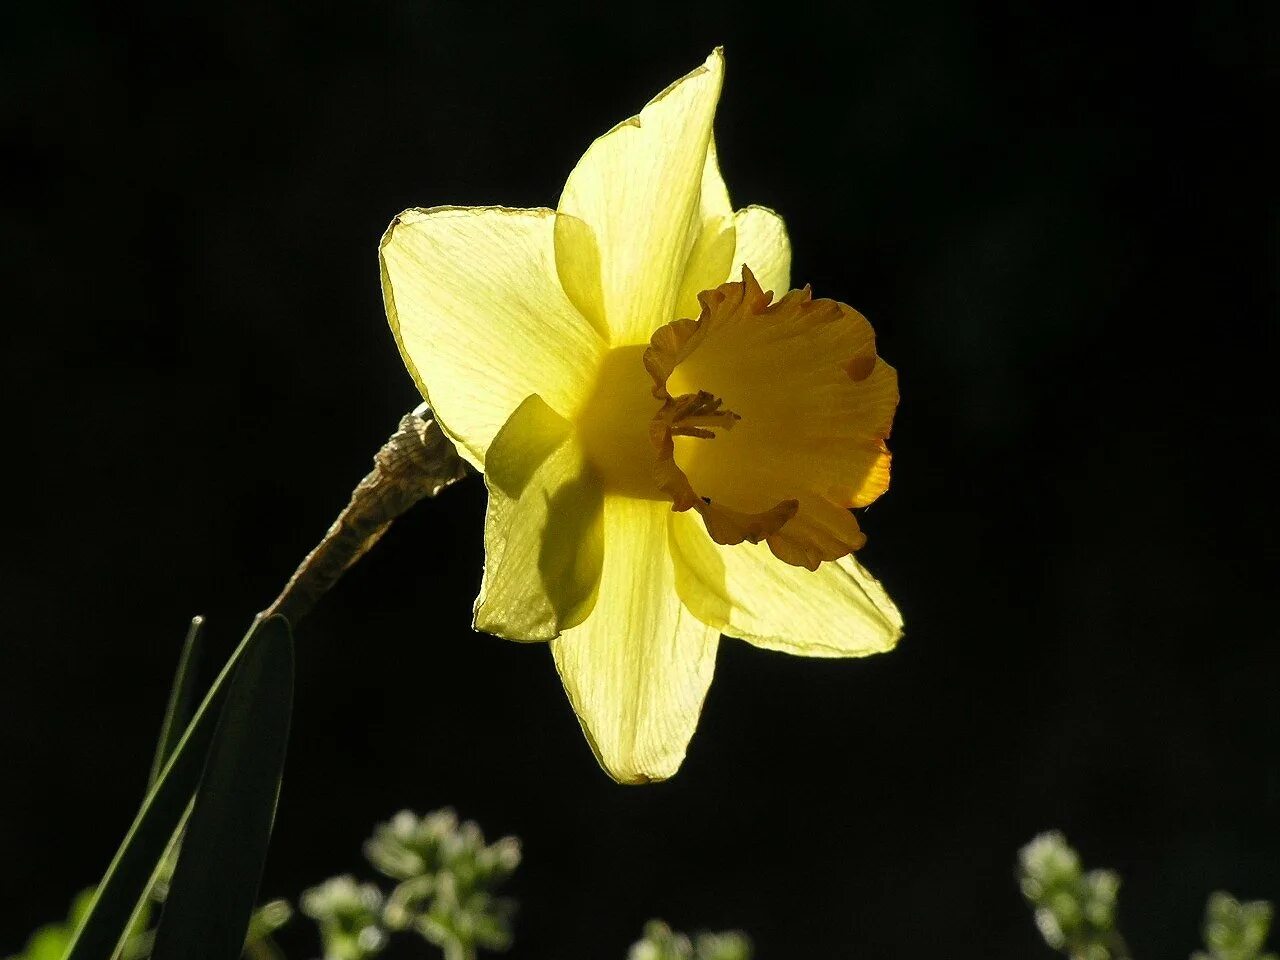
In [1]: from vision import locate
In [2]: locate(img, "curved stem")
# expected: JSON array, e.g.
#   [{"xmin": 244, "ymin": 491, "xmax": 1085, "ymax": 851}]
[{"xmin": 261, "ymin": 404, "xmax": 468, "ymax": 626}]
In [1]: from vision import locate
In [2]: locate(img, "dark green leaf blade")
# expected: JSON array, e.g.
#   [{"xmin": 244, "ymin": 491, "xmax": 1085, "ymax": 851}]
[
  {"xmin": 150, "ymin": 616, "xmax": 294, "ymax": 960},
  {"xmin": 63, "ymin": 617, "xmax": 277, "ymax": 960},
  {"xmin": 148, "ymin": 616, "xmax": 207, "ymax": 788}
]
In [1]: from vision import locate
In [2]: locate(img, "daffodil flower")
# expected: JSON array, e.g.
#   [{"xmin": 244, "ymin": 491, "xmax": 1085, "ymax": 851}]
[{"xmin": 380, "ymin": 49, "xmax": 902, "ymax": 783}]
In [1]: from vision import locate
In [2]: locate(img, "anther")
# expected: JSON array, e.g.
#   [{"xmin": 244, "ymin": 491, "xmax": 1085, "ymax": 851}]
[{"xmin": 664, "ymin": 390, "xmax": 740, "ymax": 439}]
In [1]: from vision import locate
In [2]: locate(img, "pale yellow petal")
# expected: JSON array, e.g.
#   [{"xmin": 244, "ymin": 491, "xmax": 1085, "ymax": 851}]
[
  {"xmin": 673, "ymin": 139, "xmax": 738, "ymax": 323},
  {"xmin": 699, "ymin": 138, "xmax": 733, "ymax": 220},
  {"xmin": 668, "ymin": 510, "xmax": 902, "ymax": 657},
  {"xmin": 475, "ymin": 395, "xmax": 604, "ymax": 642},
  {"xmin": 730, "ymin": 205, "xmax": 791, "ymax": 295},
  {"xmin": 551, "ymin": 495, "xmax": 720, "ymax": 783},
  {"xmin": 555, "ymin": 50, "xmax": 725, "ymax": 345},
  {"xmin": 381, "ymin": 206, "xmax": 605, "ymax": 469}
]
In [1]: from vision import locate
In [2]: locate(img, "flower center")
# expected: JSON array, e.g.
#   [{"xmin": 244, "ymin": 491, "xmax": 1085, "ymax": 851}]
[
  {"xmin": 654, "ymin": 390, "xmax": 740, "ymax": 441},
  {"xmin": 573, "ymin": 269, "xmax": 897, "ymax": 570},
  {"xmin": 642, "ymin": 267, "xmax": 899, "ymax": 570},
  {"xmin": 575, "ymin": 344, "xmax": 668, "ymax": 500}
]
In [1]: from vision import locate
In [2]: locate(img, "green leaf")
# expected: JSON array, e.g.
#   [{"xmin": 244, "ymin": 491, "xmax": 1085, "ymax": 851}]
[
  {"xmin": 62, "ymin": 616, "xmax": 286, "ymax": 960},
  {"xmin": 148, "ymin": 617, "xmax": 207, "ymax": 788},
  {"xmin": 149, "ymin": 617, "xmax": 293, "ymax": 960}
]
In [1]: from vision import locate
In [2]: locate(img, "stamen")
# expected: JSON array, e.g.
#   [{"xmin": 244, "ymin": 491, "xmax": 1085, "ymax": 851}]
[{"xmin": 660, "ymin": 390, "xmax": 740, "ymax": 439}]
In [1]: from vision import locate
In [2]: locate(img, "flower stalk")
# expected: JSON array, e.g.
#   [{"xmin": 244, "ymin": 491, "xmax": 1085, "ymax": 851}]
[{"xmin": 261, "ymin": 403, "xmax": 467, "ymax": 626}]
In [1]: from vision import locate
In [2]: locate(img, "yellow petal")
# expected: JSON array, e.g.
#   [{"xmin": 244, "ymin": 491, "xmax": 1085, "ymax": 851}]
[
  {"xmin": 730, "ymin": 205, "xmax": 791, "ymax": 295},
  {"xmin": 551, "ymin": 495, "xmax": 719, "ymax": 783},
  {"xmin": 381, "ymin": 206, "xmax": 605, "ymax": 469},
  {"xmin": 761, "ymin": 493, "xmax": 867, "ymax": 571},
  {"xmin": 555, "ymin": 50, "xmax": 725, "ymax": 345},
  {"xmin": 475, "ymin": 395, "xmax": 604, "ymax": 642},
  {"xmin": 668, "ymin": 510, "xmax": 902, "ymax": 657},
  {"xmin": 672, "ymin": 139, "xmax": 738, "ymax": 324}
]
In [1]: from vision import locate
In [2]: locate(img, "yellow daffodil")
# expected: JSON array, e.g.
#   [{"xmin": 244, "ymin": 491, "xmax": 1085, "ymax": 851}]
[{"xmin": 380, "ymin": 49, "xmax": 902, "ymax": 783}]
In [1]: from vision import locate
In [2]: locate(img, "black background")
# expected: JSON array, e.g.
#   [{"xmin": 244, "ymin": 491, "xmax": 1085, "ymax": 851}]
[{"xmin": 4, "ymin": 1, "xmax": 1277, "ymax": 957}]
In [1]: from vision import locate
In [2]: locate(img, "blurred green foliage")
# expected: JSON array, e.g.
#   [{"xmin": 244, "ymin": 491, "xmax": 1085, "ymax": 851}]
[
  {"xmin": 370, "ymin": 808, "xmax": 520, "ymax": 957},
  {"xmin": 300, "ymin": 877, "xmax": 386, "ymax": 960},
  {"xmin": 627, "ymin": 920, "xmax": 751, "ymax": 960},
  {"xmin": 304, "ymin": 809, "xmax": 520, "ymax": 960},
  {"xmin": 3, "ymin": 887, "xmax": 289, "ymax": 960},
  {"xmin": 14, "ymin": 819, "xmax": 1272, "ymax": 960},
  {"xmin": 5, "ymin": 890, "xmax": 102, "ymax": 960},
  {"xmin": 1019, "ymin": 831, "xmax": 1127, "ymax": 960},
  {"xmin": 1019, "ymin": 832, "xmax": 1274, "ymax": 960},
  {"xmin": 1193, "ymin": 893, "xmax": 1276, "ymax": 960}
]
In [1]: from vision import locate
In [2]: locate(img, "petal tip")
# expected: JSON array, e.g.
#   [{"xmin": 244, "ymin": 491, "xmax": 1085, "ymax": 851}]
[
  {"xmin": 608, "ymin": 766, "xmax": 672, "ymax": 786},
  {"xmin": 645, "ymin": 46, "xmax": 725, "ymax": 113}
]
